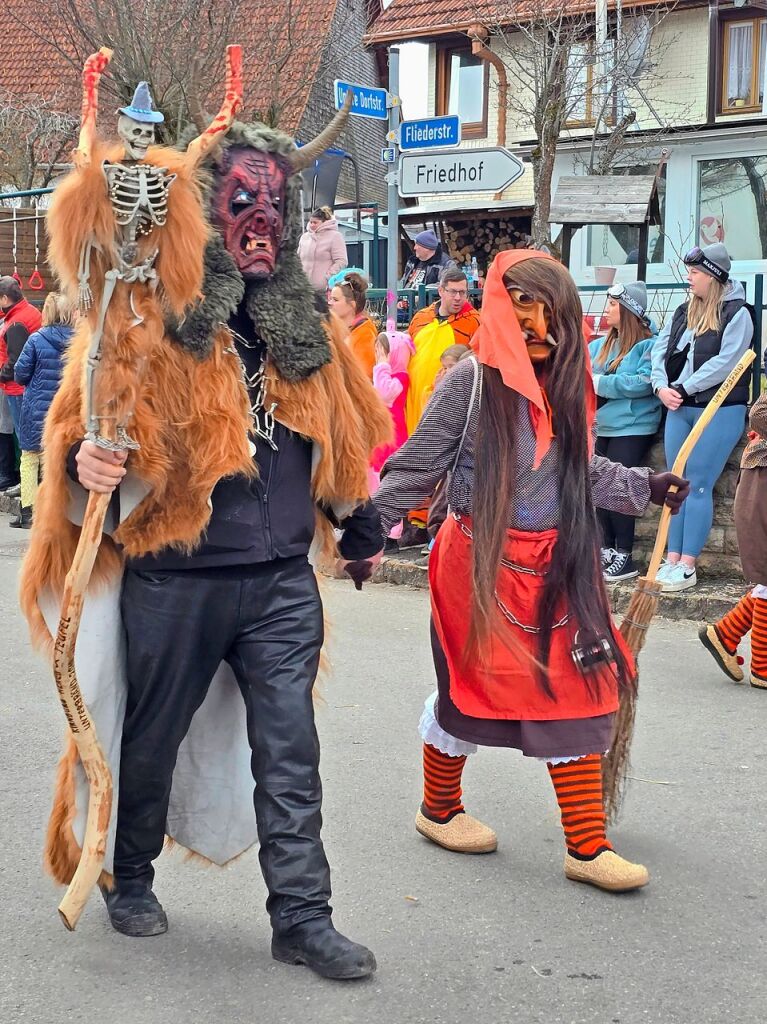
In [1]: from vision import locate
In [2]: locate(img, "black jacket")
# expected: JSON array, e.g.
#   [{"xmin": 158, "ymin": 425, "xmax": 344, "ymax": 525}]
[{"xmin": 401, "ymin": 246, "xmax": 456, "ymax": 288}]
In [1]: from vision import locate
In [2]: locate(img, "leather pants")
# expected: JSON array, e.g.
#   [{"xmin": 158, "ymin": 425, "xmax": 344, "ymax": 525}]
[{"xmin": 116, "ymin": 556, "xmax": 331, "ymax": 934}]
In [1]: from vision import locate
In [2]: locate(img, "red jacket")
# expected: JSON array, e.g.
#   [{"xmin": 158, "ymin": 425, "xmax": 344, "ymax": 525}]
[{"xmin": 0, "ymin": 298, "xmax": 42, "ymax": 396}]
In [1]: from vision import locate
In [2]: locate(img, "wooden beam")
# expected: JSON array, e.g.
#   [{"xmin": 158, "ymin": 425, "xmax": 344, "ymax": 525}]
[
  {"xmin": 637, "ymin": 221, "xmax": 649, "ymax": 282},
  {"xmin": 561, "ymin": 225, "xmax": 574, "ymax": 268},
  {"xmin": 550, "ymin": 202, "xmax": 653, "ymax": 225}
]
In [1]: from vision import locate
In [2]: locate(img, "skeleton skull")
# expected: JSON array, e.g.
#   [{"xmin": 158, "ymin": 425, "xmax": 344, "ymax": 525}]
[{"xmin": 117, "ymin": 115, "xmax": 155, "ymax": 161}]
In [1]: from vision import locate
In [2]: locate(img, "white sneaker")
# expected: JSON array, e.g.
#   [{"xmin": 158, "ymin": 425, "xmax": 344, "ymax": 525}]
[
  {"xmin": 655, "ymin": 561, "xmax": 675, "ymax": 583},
  {"xmin": 660, "ymin": 563, "xmax": 697, "ymax": 592},
  {"xmin": 601, "ymin": 547, "xmax": 617, "ymax": 569}
]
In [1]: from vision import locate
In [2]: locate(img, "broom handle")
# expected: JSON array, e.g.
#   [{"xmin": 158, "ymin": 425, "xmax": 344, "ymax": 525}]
[{"xmin": 646, "ymin": 348, "xmax": 756, "ymax": 581}]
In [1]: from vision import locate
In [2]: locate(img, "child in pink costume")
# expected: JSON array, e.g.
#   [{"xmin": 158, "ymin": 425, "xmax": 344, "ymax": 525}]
[{"xmin": 369, "ymin": 324, "xmax": 414, "ymax": 494}]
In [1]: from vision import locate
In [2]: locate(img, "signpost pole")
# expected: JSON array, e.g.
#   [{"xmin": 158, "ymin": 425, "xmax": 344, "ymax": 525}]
[{"xmin": 386, "ymin": 47, "xmax": 400, "ymax": 324}]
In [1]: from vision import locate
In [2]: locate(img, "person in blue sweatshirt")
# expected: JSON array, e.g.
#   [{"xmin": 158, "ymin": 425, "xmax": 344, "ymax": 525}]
[
  {"xmin": 650, "ymin": 243, "xmax": 753, "ymax": 593},
  {"xmin": 589, "ymin": 281, "xmax": 661, "ymax": 581},
  {"xmin": 12, "ymin": 292, "xmax": 76, "ymax": 528}
]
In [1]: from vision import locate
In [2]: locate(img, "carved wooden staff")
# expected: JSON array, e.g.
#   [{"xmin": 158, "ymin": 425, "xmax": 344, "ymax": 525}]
[
  {"xmin": 52, "ymin": 45, "xmax": 243, "ymax": 931},
  {"xmin": 53, "ymin": 45, "xmax": 115, "ymax": 932}
]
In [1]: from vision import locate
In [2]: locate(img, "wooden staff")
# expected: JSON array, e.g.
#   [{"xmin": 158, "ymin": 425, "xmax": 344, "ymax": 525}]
[
  {"xmin": 53, "ymin": 429, "xmax": 117, "ymax": 931},
  {"xmin": 51, "ymin": 46, "xmax": 244, "ymax": 931},
  {"xmin": 52, "ymin": 49, "xmax": 115, "ymax": 933},
  {"xmin": 604, "ymin": 347, "xmax": 757, "ymax": 821}
]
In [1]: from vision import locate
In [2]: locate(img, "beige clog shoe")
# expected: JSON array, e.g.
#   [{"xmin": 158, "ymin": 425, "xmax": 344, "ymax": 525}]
[
  {"xmin": 415, "ymin": 810, "xmax": 498, "ymax": 854},
  {"xmin": 564, "ymin": 850, "xmax": 649, "ymax": 893},
  {"xmin": 698, "ymin": 625, "xmax": 744, "ymax": 682},
  {"xmin": 750, "ymin": 672, "xmax": 767, "ymax": 689}
]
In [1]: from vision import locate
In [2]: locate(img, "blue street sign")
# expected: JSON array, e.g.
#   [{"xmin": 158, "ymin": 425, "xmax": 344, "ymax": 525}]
[
  {"xmin": 381, "ymin": 147, "xmax": 397, "ymax": 164},
  {"xmin": 334, "ymin": 80, "xmax": 389, "ymax": 121},
  {"xmin": 399, "ymin": 115, "xmax": 461, "ymax": 151}
]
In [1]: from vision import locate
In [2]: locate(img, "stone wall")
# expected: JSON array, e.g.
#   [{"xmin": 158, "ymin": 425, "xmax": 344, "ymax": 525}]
[{"xmin": 632, "ymin": 434, "xmax": 745, "ymax": 578}]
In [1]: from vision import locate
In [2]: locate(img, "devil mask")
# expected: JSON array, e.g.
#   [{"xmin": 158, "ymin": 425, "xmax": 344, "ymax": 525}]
[{"xmin": 211, "ymin": 147, "xmax": 289, "ymax": 281}]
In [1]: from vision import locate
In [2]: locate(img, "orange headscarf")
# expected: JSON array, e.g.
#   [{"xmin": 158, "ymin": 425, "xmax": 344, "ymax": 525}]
[{"xmin": 470, "ymin": 249, "xmax": 595, "ymax": 468}]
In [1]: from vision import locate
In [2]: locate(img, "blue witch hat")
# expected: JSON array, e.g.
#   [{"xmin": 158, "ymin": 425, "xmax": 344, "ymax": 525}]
[{"xmin": 119, "ymin": 82, "xmax": 165, "ymax": 124}]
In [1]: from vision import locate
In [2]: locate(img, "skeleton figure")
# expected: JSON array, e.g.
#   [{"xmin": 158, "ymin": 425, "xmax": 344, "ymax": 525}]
[{"xmin": 81, "ymin": 82, "xmax": 173, "ymax": 448}]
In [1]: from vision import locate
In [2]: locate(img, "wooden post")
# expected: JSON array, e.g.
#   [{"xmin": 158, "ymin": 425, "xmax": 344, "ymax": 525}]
[
  {"xmin": 637, "ymin": 220, "xmax": 649, "ymax": 282},
  {"xmin": 560, "ymin": 225, "xmax": 573, "ymax": 268}
]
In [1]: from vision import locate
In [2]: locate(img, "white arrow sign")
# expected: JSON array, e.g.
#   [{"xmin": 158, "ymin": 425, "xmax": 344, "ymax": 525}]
[{"xmin": 398, "ymin": 146, "xmax": 524, "ymax": 197}]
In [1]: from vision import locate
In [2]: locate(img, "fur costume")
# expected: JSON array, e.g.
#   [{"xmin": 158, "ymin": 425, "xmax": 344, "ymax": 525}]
[{"xmin": 21, "ymin": 130, "xmax": 390, "ymax": 886}]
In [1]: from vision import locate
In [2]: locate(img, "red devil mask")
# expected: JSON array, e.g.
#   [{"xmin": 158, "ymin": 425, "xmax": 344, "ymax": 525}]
[{"xmin": 211, "ymin": 147, "xmax": 289, "ymax": 280}]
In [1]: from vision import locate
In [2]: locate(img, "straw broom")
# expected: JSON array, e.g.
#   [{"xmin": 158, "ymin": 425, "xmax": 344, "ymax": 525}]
[{"xmin": 603, "ymin": 347, "xmax": 756, "ymax": 821}]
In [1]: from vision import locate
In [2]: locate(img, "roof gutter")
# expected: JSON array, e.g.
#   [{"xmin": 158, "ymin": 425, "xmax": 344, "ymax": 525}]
[{"xmin": 363, "ymin": 22, "xmax": 475, "ymax": 45}]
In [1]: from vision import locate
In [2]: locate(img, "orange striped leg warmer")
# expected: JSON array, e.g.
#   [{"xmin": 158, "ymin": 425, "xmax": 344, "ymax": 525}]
[
  {"xmin": 714, "ymin": 593, "xmax": 755, "ymax": 654},
  {"xmin": 751, "ymin": 599, "xmax": 767, "ymax": 679},
  {"xmin": 422, "ymin": 743, "xmax": 466, "ymax": 823},
  {"xmin": 547, "ymin": 754, "xmax": 612, "ymax": 859}
]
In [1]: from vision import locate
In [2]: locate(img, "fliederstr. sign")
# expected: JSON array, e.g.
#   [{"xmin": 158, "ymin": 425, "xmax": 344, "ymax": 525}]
[
  {"xmin": 334, "ymin": 79, "xmax": 390, "ymax": 121},
  {"xmin": 398, "ymin": 147, "xmax": 525, "ymax": 197},
  {"xmin": 398, "ymin": 115, "xmax": 461, "ymax": 151}
]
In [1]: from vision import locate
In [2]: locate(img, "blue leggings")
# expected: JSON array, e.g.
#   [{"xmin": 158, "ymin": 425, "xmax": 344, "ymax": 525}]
[{"xmin": 664, "ymin": 404, "xmax": 746, "ymax": 558}]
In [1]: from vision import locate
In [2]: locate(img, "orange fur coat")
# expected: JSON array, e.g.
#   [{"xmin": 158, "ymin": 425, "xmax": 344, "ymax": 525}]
[{"xmin": 20, "ymin": 143, "xmax": 391, "ymax": 885}]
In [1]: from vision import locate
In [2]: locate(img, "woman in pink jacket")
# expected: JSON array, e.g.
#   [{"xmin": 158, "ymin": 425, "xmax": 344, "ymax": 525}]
[{"xmin": 297, "ymin": 207, "xmax": 348, "ymax": 291}]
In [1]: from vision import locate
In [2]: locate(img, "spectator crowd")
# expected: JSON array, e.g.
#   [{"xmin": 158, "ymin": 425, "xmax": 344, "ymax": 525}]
[{"xmin": 1, "ymin": 231, "xmax": 758, "ymax": 598}]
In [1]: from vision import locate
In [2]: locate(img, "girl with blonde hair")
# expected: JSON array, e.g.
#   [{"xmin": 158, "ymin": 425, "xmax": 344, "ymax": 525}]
[
  {"xmin": 651, "ymin": 243, "xmax": 754, "ymax": 591},
  {"xmin": 11, "ymin": 291, "xmax": 77, "ymax": 527}
]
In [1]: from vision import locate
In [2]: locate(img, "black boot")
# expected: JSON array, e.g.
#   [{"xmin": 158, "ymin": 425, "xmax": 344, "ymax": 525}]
[
  {"xmin": 100, "ymin": 879, "xmax": 168, "ymax": 937},
  {"xmin": 9, "ymin": 505, "xmax": 32, "ymax": 529},
  {"xmin": 272, "ymin": 919, "xmax": 376, "ymax": 980}
]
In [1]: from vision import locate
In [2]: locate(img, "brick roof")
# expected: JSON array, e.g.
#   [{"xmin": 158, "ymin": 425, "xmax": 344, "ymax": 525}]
[
  {"xmin": 365, "ymin": 0, "xmax": 670, "ymax": 44},
  {"xmin": 3, "ymin": 0, "xmax": 343, "ymax": 134},
  {"xmin": 2, "ymin": 2, "xmax": 79, "ymax": 108}
]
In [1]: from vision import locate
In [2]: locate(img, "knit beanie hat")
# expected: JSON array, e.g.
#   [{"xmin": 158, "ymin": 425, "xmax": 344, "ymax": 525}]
[
  {"xmin": 610, "ymin": 281, "xmax": 648, "ymax": 322},
  {"xmin": 414, "ymin": 229, "xmax": 439, "ymax": 251},
  {"xmin": 684, "ymin": 243, "xmax": 731, "ymax": 283}
]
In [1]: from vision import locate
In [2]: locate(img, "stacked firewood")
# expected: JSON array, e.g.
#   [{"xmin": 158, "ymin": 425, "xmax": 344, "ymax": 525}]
[{"xmin": 442, "ymin": 218, "xmax": 531, "ymax": 270}]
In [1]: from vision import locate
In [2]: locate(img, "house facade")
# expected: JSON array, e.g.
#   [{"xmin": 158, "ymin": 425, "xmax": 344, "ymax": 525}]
[{"xmin": 366, "ymin": 0, "xmax": 767, "ymax": 285}]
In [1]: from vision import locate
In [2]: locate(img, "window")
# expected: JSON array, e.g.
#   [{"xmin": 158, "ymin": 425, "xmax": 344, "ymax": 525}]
[
  {"xmin": 565, "ymin": 39, "xmax": 617, "ymax": 128},
  {"xmin": 698, "ymin": 155, "xmax": 767, "ymax": 260},
  {"xmin": 436, "ymin": 47, "xmax": 488, "ymax": 138},
  {"xmin": 566, "ymin": 42, "xmax": 597, "ymax": 126},
  {"xmin": 721, "ymin": 17, "xmax": 766, "ymax": 114}
]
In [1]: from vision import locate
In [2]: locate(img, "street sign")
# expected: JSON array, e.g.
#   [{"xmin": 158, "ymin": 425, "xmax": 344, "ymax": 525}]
[
  {"xmin": 334, "ymin": 79, "xmax": 389, "ymax": 121},
  {"xmin": 381, "ymin": 147, "xmax": 397, "ymax": 164},
  {"xmin": 398, "ymin": 147, "xmax": 525, "ymax": 197},
  {"xmin": 399, "ymin": 115, "xmax": 461, "ymax": 151}
]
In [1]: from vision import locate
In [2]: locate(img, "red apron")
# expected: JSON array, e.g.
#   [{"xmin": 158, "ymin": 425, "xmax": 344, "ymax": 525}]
[{"xmin": 429, "ymin": 515, "xmax": 632, "ymax": 722}]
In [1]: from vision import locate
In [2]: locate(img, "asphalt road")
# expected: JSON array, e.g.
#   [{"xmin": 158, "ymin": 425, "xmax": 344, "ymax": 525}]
[{"xmin": 1, "ymin": 520, "xmax": 765, "ymax": 1024}]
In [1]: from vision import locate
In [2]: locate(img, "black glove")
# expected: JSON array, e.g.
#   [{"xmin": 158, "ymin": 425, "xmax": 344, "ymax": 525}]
[
  {"xmin": 343, "ymin": 559, "xmax": 375, "ymax": 591},
  {"xmin": 648, "ymin": 471, "xmax": 690, "ymax": 514}
]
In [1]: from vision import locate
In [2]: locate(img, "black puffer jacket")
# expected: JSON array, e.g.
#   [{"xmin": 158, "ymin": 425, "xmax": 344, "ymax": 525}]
[{"xmin": 401, "ymin": 245, "xmax": 456, "ymax": 288}]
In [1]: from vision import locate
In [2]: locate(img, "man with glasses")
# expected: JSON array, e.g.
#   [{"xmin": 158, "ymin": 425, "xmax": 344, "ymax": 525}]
[{"xmin": 406, "ymin": 268, "xmax": 480, "ymax": 417}]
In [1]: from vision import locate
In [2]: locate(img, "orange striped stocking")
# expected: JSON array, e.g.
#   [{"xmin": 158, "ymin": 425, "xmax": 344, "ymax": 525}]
[
  {"xmin": 751, "ymin": 599, "xmax": 767, "ymax": 679},
  {"xmin": 547, "ymin": 754, "xmax": 612, "ymax": 858},
  {"xmin": 715, "ymin": 593, "xmax": 755, "ymax": 654},
  {"xmin": 422, "ymin": 743, "xmax": 466, "ymax": 822}
]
